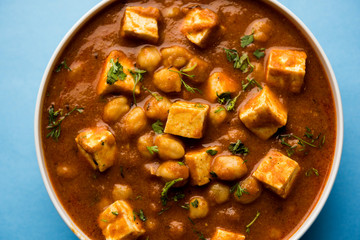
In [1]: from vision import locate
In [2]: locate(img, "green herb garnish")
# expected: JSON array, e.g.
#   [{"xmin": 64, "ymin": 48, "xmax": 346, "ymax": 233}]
[
  {"xmin": 229, "ymin": 140, "xmax": 249, "ymax": 155},
  {"xmin": 230, "ymin": 183, "xmax": 249, "ymax": 198},
  {"xmin": 158, "ymin": 207, "xmax": 170, "ymax": 215},
  {"xmin": 242, "ymin": 77, "xmax": 263, "ymax": 90},
  {"xmin": 142, "ymin": 86, "xmax": 163, "ymax": 101},
  {"xmin": 246, "ymin": 211, "xmax": 260, "ymax": 233},
  {"xmin": 161, "ymin": 178, "xmax": 183, "ymax": 206},
  {"xmin": 55, "ymin": 60, "xmax": 72, "ymax": 72},
  {"xmin": 178, "ymin": 162, "xmax": 185, "ymax": 166},
  {"xmin": 214, "ymin": 106, "xmax": 225, "ymax": 113},
  {"xmin": 224, "ymin": 48, "xmax": 254, "ymax": 73},
  {"xmin": 206, "ymin": 149, "xmax": 218, "ymax": 156},
  {"xmin": 253, "ymin": 48, "xmax": 265, "ymax": 59},
  {"xmin": 111, "ymin": 211, "xmax": 118, "ymax": 216},
  {"xmin": 305, "ymin": 168, "xmax": 319, "ymax": 177},
  {"xmin": 168, "ymin": 65, "xmax": 201, "ymax": 94},
  {"xmin": 210, "ymin": 171, "xmax": 218, "ymax": 178},
  {"xmin": 106, "ymin": 58, "xmax": 127, "ymax": 85},
  {"xmin": 241, "ymin": 33, "xmax": 254, "ymax": 48},
  {"xmin": 181, "ymin": 203, "xmax": 190, "ymax": 210},
  {"xmin": 147, "ymin": 146, "xmax": 159, "ymax": 155},
  {"xmin": 129, "ymin": 68, "xmax": 146, "ymax": 105},
  {"xmin": 46, "ymin": 105, "xmax": 83, "ymax": 141},
  {"xmin": 191, "ymin": 199, "xmax": 199, "ymax": 208},
  {"xmin": 173, "ymin": 192, "xmax": 185, "ymax": 201},
  {"xmin": 152, "ymin": 120, "xmax": 164, "ymax": 134},
  {"xmin": 216, "ymin": 92, "xmax": 241, "ymax": 111}
]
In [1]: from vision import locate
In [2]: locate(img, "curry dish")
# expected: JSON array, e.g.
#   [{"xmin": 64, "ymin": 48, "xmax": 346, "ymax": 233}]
[{"xmin": 41, "ymin": 0, "xmax": 336, "ymax": 239}]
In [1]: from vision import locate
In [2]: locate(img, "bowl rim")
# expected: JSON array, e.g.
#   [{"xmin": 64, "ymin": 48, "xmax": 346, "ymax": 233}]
[{"xmin": 34, "ymin": 0, "xmax": 344, "ymax": 239}]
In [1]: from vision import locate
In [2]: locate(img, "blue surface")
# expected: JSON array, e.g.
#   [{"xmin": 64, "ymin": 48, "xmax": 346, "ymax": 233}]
[{"xmin": 0, "ymin": 0, "xmax": 359, "ymax": 239}]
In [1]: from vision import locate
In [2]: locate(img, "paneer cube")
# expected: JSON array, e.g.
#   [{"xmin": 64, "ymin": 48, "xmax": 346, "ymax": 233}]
[
  {"xmin": 121, "ymin": 6, "xmax": 161, "ymax": 43},
  {"xmin": 96, "ymin": 50, "xmax": 140, "ymax": 96},
  {"xmin": 211, "ymin": 228, "xmax": 246, "ymax": 240},
  {"xmin": 205, "ymin": 72, "xmax": 240, "ymax": 103},
  {"xmin": 75, "ymin": 127, "xmax": 117, "ymax": 172},
  {"xmin": 181, "ymin": 7, "xmax": 219, "ymax": 47},
  {"xmin": 164, "ymin": 101, "xmax": 209, "ymax": 139},
  {"xmin": 98, "ymin": 200, "xmax": 145, "ymax": 240},
  {"xmin": 184, "ymin": 146, "xmax": 220, "ymax": 186},
  {"xmin": 266, "ymin": 49, "xmax": 307, "ymax": 93},
  {"xmin": 252, "ymin": 149, "xmax": 300, "ymax": 198},
  {"xmin": 239, "ymin": 86, "xmax": 287, "ymax": 140}
]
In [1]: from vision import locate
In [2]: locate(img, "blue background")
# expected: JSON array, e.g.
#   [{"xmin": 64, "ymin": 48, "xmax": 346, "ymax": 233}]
[{"xmin": 0, "ymin": 0, "xmax": 359, "ymax": 239}]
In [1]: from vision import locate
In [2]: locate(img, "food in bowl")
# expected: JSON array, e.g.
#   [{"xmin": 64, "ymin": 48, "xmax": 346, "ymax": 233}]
[{"xmin": 39, "ymin": 0, "xmax": 337, "ymax": 239}]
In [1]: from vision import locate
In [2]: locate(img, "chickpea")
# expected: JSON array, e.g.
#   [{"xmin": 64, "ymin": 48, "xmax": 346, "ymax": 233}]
[
  {"xmin": 209, "ymin": 105, "xmax": 227, "ymax": 126},
  {"xmin": 227, "ymin": 129, "xmax": 247, "ymax": 142},
  {"xmin": 144, "ymin": 95, "xmax": 172, "ymax": 121},
  {"xmin": 56, "ymin": 164, "xmax": 77, "ymax": 179},
  {"xmin": 189, "ymin": 196, "xmax": 209, "ymax": 219},
  {"xmin": 137, "ymin": 46, "xmax": 162, "ymax": 72},
  {"xmin": 124, "ymin": 107, "xmax": 148, "ymax": 135},
  {"xmin": 183, "ymin": 57, "xmax": 209, "ymax": 83},
  {"xmin": 103, "ymin": 96, "xmax": 130, "ymax": 123},
  {"xmin": 153, "ymin": 67, "xmax": 182, "ymax": 93},
  {"xmin": 208, "ymin": 183, "xmax": 230, "ymax": 205},
  {"xmin": 137, "ymin": 132, "xmax": 155, "ymax": 158},
  {"xmin": 155, "ymin": 134, "xmax": 185, "ymax": 160},
  {"xmin": 163, "ymin": 7, "xmax": 182, "ymax": 18},
  {"xmin": 168, "ymin": 221, "xmax": 186, "ymax": 239},
  {"xmin": 161, "ymin": 46, "xmax": 192, "ymax": 68},
  {"xmin": 211, "ymin": 156, "xmax": 247, "ymax": 181},
  {"xmin": 234, "ymin": 176, "xmax": 262, "ymax": 204},
  {"xmin": 156, "ymin": 161, "xmax": 189, "ymax": 186},
  {"xmin": 245, "ymin": 18, "xmax": 273, "ymax": 42},
  {"xmin": 97, "ymin": 198, "xmax": 111, "ymax": 211},
  {"xmin": 112, "ymin": 184, "xmax": 133, "ymax": 201}
]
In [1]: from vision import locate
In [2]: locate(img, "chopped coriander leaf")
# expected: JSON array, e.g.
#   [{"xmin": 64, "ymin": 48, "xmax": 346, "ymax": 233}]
[
  {"xmin": 206, "ymin": 149, "xmax": 218, "ymax": 156},
  {"xmin": 100, "ymin": 219, "xmax": 108, "ymax": 223},
  {"xmin": 181, "ymin": 62, "xmax": 198, "ymax": 72},
  {"xmin": 147, "ymin": 145, "xmax": 159, "ymax": 155},
  {"xmin": 230, "ymin": 183, "xmax": 249, "ymax": 198},
  {"xmin": 320, "ymin": 135, "xmax": 326, "ymax": 148},
  {"xmin": 142, "ymin": 86, "xmax": 163, "ymax": 101},
  {"xmin": 181, "ymin": 79, "xmax": 202, "ymax": 93},
  {"xmin": 46, "ymin": 105, "xmax": 83, "ymax": 141},
  {"xmin": 193, "ymin": 229, "xmax": 206, "ymax": 240},
  {"xmin": 161, "ymin": 178, "xmax": 183, "ymax": 206},
  {"xmin": 286, "ymin": 146, "xmax": 297, "ymax": 157},
  {"xmin": 216, "ymin": 92, "xmax": 241, "ymax": 111},
  {"xmin": 152, "ymin": 120, "xmax": 164, "ymax": 134},
  {"xmin": 181, "ymin": 203, "xmax": 190, "ymax": 210},
  {"xmin": 224, "ymin": 48, "xmax": 254, "ymax": 73},
  {"xmin": 168, "ymin": 67, "xmax": 201, "ymax": 94},
  {"xmin": 253, "ymin": 48, "xmax": 265, "ymax": 59},
  {"xmin": 210, "ymin": 171, "xmax": 218, "ymax": 178},
  {"xmin": 217, "ymin": 92, "xmax": 232, "ymax": 105},
  {"xmin": 158, "ymin": 207, "xmax": 170, "ymax": 215},
  {"xmin": 241, "ymin": 33, "xmax": 254, "ymax": 48},
  {"xmin": 106, "ymin": 58, "xmax": 127, "ymax": 85},
  {"xmin": 55, "ymin": 60, "xmax": 72, "ymax": 72},
  {"xmin": 246, "ymin": 211, "xmax": 260, "ymax": 233},
  {"xmin": 194, "ymin": 103, "xmax": 205, "ymax": 108},
  {"xmin": 191, "ymin": 199, "xmax": 199, "ymax": 208},
  {"xmin": 214, "ymin": 106, "xmax": 225, "ymax": 113},
  {"xmin": 242, "ymin": 77, "xmax": 263, "ymax": 90},
  {"xmin": 229, "ymin": 140, "xmax": 249, "ymax": 155},
  {"xmin": 129, "ymin": 68, "xmax": 146, "ymax": 105},
  {"xmin": 132, "ymin": 211, "xmax": 136, "ymax": 221},
  {"xmin": 111, "ymin": 211, "xmax": 119, "ymax": 216},
  {"xmin": 280, "ymin": 133, "xmax": 317, "ymax": 148},
  {"xmin": 305, "ymin": 168, "xmax": 319, "ymax": 177},
  {"xmin": 138, "ymin": 209, "xmax": 147, "ymax": 222},
  {"xmin": 178, "ymin": 162, "xmax": 185, "ymax": 166},
  {"xmin": 188, "ymin": 217, "xmax": 195, "ymax": 225},
  {"xmin": 173, "ymin": 192, "xmax": 185, "ymax": 201}
]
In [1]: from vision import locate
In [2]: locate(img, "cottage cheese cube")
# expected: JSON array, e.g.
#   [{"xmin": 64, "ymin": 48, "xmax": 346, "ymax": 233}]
[
  {"xmin": 98, "ymin": 200, "xmax": 145, "ymax": 240},
  {"xmin": 184, "ymin": 147, "xmax": 220, "ymax": 186},
  {"xmin": 266, "ymin": 49, "xmax": 307, "ymax": 93},
  {"xmin": 75, "ymin": 127, "xmax": 117, "ymax": 172},
  {"xmin": 121, "ymin": 6, "xmax": 161, "ymax": 43},
  {"xmin": 164, "ymin": 101, "xmax": 209, "ymax": 139},
  {"xmin": 181, "ymin": 7, "xmax": 219, "ymax": 47},
  {"xmin": 252, "ymin": 149, "xmax": 300, "ymax": 198},
  {"xmin": 96, "ymin": 50, "xmax": 140, "ymax": 96},
  {"xmin": 211, "ymin": 228, "xmax": 245, "ymax": 240},
  {"xmin": 205, "ymin": 72, "xmax": 240, "ymax": 103},
  {"xmin": 239, "ymin": 86, "xmax": 287, "ymax": 140}
]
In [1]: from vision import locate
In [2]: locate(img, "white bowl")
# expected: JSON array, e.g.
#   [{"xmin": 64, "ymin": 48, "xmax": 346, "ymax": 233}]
[{"xmin": 34, "ymin": 0, "xmax": 344, "ymax": 239}]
